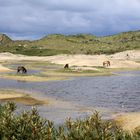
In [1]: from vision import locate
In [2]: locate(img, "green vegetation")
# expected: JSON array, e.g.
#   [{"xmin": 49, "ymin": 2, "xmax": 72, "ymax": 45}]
[
  {"xmin": 0, "ymin": 102, "xmax": 139, "ymax": 140},
  {"xmin": 0, "ymin": 30, "xmax": 140, "ymax": 56},
  {"xmin": 57, "ymin": 68, "xmax": 98, "ymax": 73}
]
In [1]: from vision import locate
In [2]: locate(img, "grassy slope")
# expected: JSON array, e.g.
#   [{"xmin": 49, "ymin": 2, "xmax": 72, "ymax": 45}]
[{"xmin": 0, "ymin": 30, "xmax": 140, "ymax": 56}]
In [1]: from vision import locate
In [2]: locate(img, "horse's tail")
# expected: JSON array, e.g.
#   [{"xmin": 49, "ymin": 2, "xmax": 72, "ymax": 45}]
[{"xmin": 108, "ymin": 61, "xmax": 110, "ymax": 66}]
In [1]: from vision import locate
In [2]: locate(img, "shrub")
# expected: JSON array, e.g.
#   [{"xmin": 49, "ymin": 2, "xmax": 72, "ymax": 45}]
[
  {"xmin": 0, "ymin": 102, "xmax": 139, "ymax": 140},
  {"xmin": 85, "ymin": 49, "xmax": 93, "ymax": 55}
]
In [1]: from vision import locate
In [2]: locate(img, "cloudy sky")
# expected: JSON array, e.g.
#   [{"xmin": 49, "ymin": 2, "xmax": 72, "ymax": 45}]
[{"xmin": 0, "ymin": 0, "xmax": 140, "ymax": 40}]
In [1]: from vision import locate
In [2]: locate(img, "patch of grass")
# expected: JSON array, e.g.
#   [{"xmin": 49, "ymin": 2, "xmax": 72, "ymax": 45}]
[
  {"xmin": 42, "ymin": 68, "xmax": 112, "ymax": 77},
  {"xmin": 59, "ymin": 68, "xmax": 98, "ymax": 73}
]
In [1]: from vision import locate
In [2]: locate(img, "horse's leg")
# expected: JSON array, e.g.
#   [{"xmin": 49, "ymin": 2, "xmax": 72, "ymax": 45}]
[
  {"xmin": 17, "ymin": 69, "xmax": 20, "ymax": 73},
  {"xmin": 23, "ymin": 70, "xmax": 27, "ymax": 73},
  {"xmin": 22, "ymin": 69, "xmax": 25, "ymax": 74}
]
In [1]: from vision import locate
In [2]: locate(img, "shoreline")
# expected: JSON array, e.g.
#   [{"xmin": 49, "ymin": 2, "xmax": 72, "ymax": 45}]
[
  {"xmin": 0, "ymin": 50, "xmax": 140, "ymax": 132},
  {"xmin": 0, "ymin": 89, "xmax": 47, "ymax": 106}
]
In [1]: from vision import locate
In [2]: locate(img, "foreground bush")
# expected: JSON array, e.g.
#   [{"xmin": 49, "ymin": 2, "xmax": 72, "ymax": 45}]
[{"xmin": 0, "ymin": 102, "xmax": 139, "ymax": 140}]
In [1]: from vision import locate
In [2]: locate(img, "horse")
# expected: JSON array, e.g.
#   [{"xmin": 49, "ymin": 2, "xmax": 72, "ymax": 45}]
[
  {"xmin": 64, "ymin": 64, "xmax": 69, "ymax": 69},
  {"xmin": 126, "ymin": 54, "xmax": 130, "ymax": 60},
  {"xmin": 17, "ymin": 66, "xmax": 27, "ymax": 74},
  {"xmin": 103, "ymin": 61, "xmax": 110, "ymax": 67}
]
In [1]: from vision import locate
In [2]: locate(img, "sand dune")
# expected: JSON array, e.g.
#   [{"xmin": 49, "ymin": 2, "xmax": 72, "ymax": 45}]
[{"xmin": 0, "ymin": 50, "xmax": 140, "ymax": 72}]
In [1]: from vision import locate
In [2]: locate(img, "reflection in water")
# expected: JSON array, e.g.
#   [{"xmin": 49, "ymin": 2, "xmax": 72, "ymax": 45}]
[{"xmin": 0, "ymin": 71, "xmax": 140, "ymax": 123}]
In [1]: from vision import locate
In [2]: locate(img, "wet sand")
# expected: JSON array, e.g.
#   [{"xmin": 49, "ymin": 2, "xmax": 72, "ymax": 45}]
[{"xmin": 0, "ymin": 89, "xmax": 47, "ymax": 106}]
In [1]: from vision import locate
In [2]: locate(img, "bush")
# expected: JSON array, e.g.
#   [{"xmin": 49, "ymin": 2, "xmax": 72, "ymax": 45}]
[{"xmin": 0, "ymin": 102, "xmax": 139, "ymax": 140}]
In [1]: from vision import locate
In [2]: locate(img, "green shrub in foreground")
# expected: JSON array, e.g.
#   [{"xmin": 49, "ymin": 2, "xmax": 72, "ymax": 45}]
[{"xmin": 0, "ymin": 102, "xmax": 140, "ymax": 140}]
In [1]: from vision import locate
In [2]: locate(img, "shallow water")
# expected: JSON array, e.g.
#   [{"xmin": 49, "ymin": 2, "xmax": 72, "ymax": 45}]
[{"xmin": 0, "ymin": 71, "xmax": 140, "ymax": 123}]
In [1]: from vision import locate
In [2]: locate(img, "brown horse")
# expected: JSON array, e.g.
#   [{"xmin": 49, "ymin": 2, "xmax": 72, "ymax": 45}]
[
  {"xmin": 17, "ymin": 66, "xmax": 27, "ymax": 74},
  {"xmin": 103, "ymin": 61, "xmax": 110, "ymax": 67},
  {"xmin": 64, "ymin": 64, "xmax": 69, "ymax": 69}
]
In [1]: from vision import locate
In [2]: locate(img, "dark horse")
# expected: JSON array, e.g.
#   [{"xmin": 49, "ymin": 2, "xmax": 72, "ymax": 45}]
[
  {"xmin": 103, "ymin": 61, "xmax": 110, "ymax": 67},
  {"xmin": 17, "ymin": 66, "xmax": 27, "ymax": 74},
  {"xmin": 64, "ymin": 64, "xmax": 69, "ymax": 69}
]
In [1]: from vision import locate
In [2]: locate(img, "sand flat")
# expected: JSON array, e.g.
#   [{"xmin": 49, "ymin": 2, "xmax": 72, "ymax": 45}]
[
  {"xmin": 0, "ymin": 90, "xmax": 47, "ymax": 106},
  {"xmin": 115, "ymin": 113, "xmax": 140, "ymax": 132}
]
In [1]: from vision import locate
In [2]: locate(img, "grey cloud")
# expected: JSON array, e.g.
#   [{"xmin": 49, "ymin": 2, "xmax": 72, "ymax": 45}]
[{"xmin": 0, "ymin": 0, "xmax": 140, "ymax": 39}]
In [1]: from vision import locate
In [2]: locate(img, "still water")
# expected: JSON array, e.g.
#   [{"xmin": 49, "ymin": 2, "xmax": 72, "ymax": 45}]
[{"xmin": 0, "ymin": 71, "xmax": 140, "ymax": 123}]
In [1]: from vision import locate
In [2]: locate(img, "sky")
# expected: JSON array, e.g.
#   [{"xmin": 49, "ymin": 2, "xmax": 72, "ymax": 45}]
[{"xmin": 0, "ymin": 0, "xmax": 140, "ymax": 40}]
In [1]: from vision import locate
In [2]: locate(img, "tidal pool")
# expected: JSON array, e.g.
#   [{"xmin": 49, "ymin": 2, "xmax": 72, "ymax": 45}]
[{"xmin": 0, "ymin": 71, "xmax": 140, "ymax": 124}]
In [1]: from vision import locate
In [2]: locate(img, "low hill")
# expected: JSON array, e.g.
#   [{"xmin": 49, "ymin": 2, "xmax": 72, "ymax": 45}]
[
  {"xmin": 0, "ymin": 34, "xmax": 13, "ymax": 45},
  {"xmin": 0, "ymin": 30, "xmax": 140, "ymax": 56}
]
